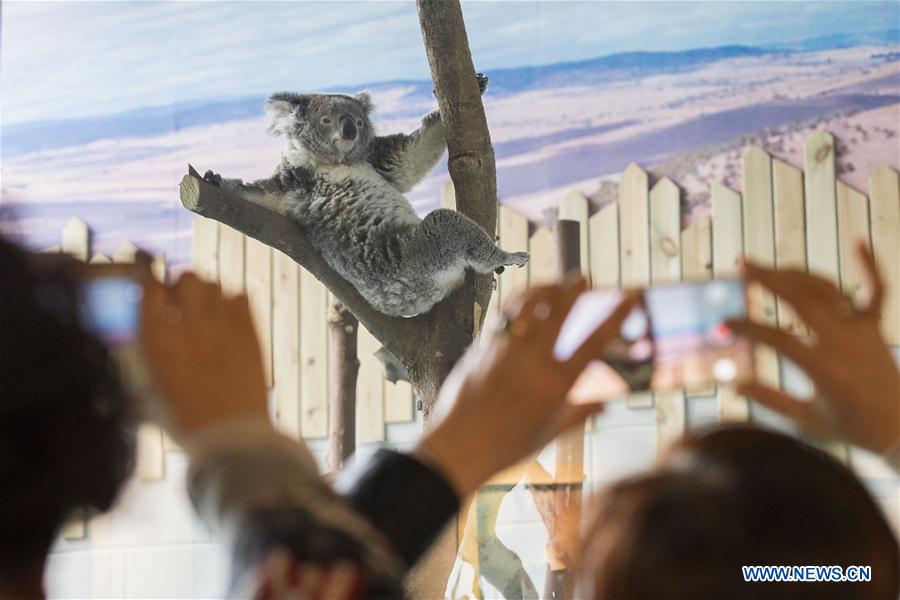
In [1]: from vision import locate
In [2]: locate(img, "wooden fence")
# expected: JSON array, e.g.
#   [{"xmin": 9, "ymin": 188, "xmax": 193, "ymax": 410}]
[{"xmin": 48, "ymin": 129, "xmax": 898, "ymax": 533}]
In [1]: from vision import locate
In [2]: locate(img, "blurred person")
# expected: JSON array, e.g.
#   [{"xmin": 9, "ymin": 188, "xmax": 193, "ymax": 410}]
[
  {"xmin": 0, "ymin": 239, "xmax": 136, "ymax": 598},
  {"xmin": 139, "ymin": 270, "xmax": 638, "ymax": 598},
  {"xmin": 577, "ymin": 425, "xmax": 899, "ymax": 599}
]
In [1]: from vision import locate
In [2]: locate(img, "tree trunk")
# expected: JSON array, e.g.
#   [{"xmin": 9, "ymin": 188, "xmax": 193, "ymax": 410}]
[
  {"xmin": 405, "ymin": 1, "xmax": 500, "ymax": 596},
  {"xmin": 327, "ymin": 297, "xmax": 359, "ymax": 472}
]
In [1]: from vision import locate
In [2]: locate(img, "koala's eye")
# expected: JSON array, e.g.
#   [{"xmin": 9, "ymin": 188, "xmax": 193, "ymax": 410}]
[
  {"xmin": 356, "ymin": 119, "xmax": 364, "ymax": 128},
  {"xmin": 320, "ymin": 116, "xmax": 332, "ymax": 125}
]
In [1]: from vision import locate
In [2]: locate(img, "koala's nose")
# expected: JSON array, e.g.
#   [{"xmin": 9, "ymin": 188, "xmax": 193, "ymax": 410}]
[{"xmin": 339, "ymin": 115, "xmax": 357, "ymax": 140}]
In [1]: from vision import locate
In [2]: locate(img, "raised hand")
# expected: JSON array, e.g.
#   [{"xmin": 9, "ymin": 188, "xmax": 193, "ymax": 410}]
[
  {"xmin": 415, "ymin": 277, "xmax": 639, "ymax": 496},
  {"xmin": 727, "ymin": 241, "xmax": 899, "ymax": 458}
]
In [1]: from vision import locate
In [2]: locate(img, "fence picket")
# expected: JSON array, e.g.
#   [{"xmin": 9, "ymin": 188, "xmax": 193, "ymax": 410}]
[
  {"xmin": 772, "ymin": 159, "xmax": 807, "ymax": 335},
  {"xmin": 712, "ymin": 182, "xmax": 749, "ymax": 421},
  {"xmin": 619, "ymin": 163, "xmax": 652, "ymax": 408},
  {"xmin": 272, "ymin": 250, "xmax": 302, "ymax": 438},
  {"xmin": 218, "ymin": 225, "xmax": 245, "ymax": 297},
  {"xmin": 300, "ymin": 269, "xmax": 329, "ymax": 438},
  {"xmin": 499, "ymin": 205, "xmax": 530, "ymax": 305},
  {"xmin": 836, "ymin": 182, "xmax": 872, "ymax": 307},
  {"xmin": 589, "ymin": 203, "xmax": 619, "ymax": 288},
  {"xmin": 246, "ymin": 238, "xmax": 274, "ymax": 386},
  {"xmin": 742, "ymin": 147, "xmax": 780, "ymax": 391},
  {"xmin": 356, "ymin": 324, "xmax": 385, "ymax": 444},
  {"xmin": 803, "ymin": 131, "xmax": 849, "ymax": 462},
  {"xmin": 192, "ymin": 216, "xmax": 219, "ymax": 282},
  {"xmin": 385, "ymin": 380, "xmax": 414, "ymax": 423},
  {"xmin": 868, "ymin": 166, "xmax": 900, "ymax": 344},
  {"xmin": 61, "ymin": 217, "xmax": 90, "ymax": 261},
  {"xmin": 681, "ymin": 217, "xmax": 715, "ymax": 397},
  {"xmin": 649, "ymin": 177, "xmax": 685, "ymax": 454}
]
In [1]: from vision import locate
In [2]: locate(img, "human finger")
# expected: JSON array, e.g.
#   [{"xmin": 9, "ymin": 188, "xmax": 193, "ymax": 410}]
[
  {"xmin": 500, "ymin": 284, "xmax": 562, "ymax": 340},
  {"xmin": 566, "ymin": 292, "xmax": 641, "ymax": 373},
  {"xmin": 855, "ymin": 240, "xmax": 885, "ymax": 319},
  {"xmin": 173, "ymin": 272, "xmax": 220, "ymax": 317},
  {"xmin": 737, "ymin": 381, "xmax": 824, "ymax": 434},
  {"xmin": 743, "ymin": 262, "xmax": 845, "ymax": 324},
  {"xmin": 140, "ymin": 267, "xmax": 172, "ymax": 328},
  {"xmin": 726, "ymin": 318, "xmax": 822, "ymax": 375},
  {"xmin": 532, "ymin": 275, "xmax": 589, "ymax": 346}
]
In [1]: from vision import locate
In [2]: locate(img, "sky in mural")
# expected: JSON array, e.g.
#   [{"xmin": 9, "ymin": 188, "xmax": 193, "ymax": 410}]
[{"xmin": 1, "ymin": 1, "xmax": 898, "ymax": 265}]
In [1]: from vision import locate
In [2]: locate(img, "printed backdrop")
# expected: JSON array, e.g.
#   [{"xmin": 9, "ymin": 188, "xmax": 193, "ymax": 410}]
[{"xmin": 1, "ymin": 1, "xmax": 898, "ymax": 268}]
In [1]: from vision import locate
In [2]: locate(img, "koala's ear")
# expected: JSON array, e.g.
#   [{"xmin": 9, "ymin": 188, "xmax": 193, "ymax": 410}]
[
  {"xmin": 266, "ymin": 93, "xmax": 308, "ymax": 136},
  {"xmin": 354, "ymin": 92, "xmax": 374, "ymax": 114}
]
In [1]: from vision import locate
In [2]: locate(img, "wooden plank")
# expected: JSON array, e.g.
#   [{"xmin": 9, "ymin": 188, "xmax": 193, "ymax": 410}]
[
  {"xmin": 191, "ymin": 216, "xmax": 219, "ymax": 282},
  {"xmin": 802, "ymin": 132, "xmax": 849, "ymax": 463},
  {"xmin": 356, "ymin": 324, "xmax": 385, "ymax": 444},
  {"xmin": 681, "ymin": 218, "xmax": 715, "ymax": 397},
  {"xmin": 742, "ymin": 147, "xmax": 780, "ymax": 391},
  {"xmin": 649, "ymin": 177, "xmax": 685, "ymax": 454},
  {"xmin": 649, "ymin": 178, "xmax": 681, "ymax": 283},
  {"xmin": 619, "ymin": 163, "xmax": 652, "ymax": 408},
  {"xmin": 868, "ymin": 166, "xmax": 900, "ymax": 344},
  {"xmin": 299, "ymin": 268, "xmax": 329, "ymax": 438},
  {"xmin": 712, "ymin": 182, "xmax": 749, "ymax": 421},
  {"xmin": 61, "ymin": 217, "xmax": 90, "ymax": 262},
  {"xmin": 272, "ymin": 250, "xmax": 301, "ymax": 438},
  {"xmin": 803, "ymin": 130, "xmax": 840, "ymax": 283},
  {"xmin": 836, "ymin": 182, "xmax": 872, "ymax": 307},
  {"xmin": 246, "ymin": 238, "xmax": 274, "ymax": 387},
  {"xmin": 112, "ymin": 242, "xmax": 138, "ymax": 264},
  {"xmin": 217, "ymin": 225, "xmax": 245, "ymax": 297},
  {"xmin": 528, "ymin": 226, "xmax": 556, "ymax": 285},
  {"xmin": 498, "ymin": 206, "xmax": 530, "ymax": 306},
  {"xmin": 772, "ymin": 159, "xmax": 807, "ymax": 335},
  {"xmin": 681, "ymin": 218, "xmax": 712, "ymax": 283},
  {"xmin": 384, "ymin": 380, "xmax": 414, "ymax": 423},
  {"xmin": 589, "ymin": 203, "xmax": 619, "ymax": 288},
  {"xmin": 559, "ymin": 191, "xmax": 590, "ymax": 278}
]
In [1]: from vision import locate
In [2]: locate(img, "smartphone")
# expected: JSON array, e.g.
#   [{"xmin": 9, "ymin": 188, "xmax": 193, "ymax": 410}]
[
  {"xmin": 554, "ymin": 279, "xmax": 752, "ymax": 399},
  {"xmin": 76, "ymin": 264, "xmax": 144, "ymax": 349}
]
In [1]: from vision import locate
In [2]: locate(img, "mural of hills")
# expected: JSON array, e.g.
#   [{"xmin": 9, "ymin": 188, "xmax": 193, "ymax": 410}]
[{"xmin": 2, "ymin": 29, "xmax": 898, "ymax": 267}]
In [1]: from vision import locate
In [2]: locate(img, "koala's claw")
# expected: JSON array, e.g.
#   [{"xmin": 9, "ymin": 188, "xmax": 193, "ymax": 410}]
[
  {"xmin": 203, "ymin": 170, "xmax": 222, "ymax": 186},
  {"xmin": 476, "ymin": 72, "xmax": 489, "ymax": 95},
  {"xmin": 504, "ymin": 251, "xmax": 529, "ymax": 268}
]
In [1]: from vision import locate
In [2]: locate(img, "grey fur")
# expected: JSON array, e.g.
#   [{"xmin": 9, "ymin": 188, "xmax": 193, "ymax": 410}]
[{"xmin": 205, "ymin": 74, "xmax": 528, "ymax": 317}]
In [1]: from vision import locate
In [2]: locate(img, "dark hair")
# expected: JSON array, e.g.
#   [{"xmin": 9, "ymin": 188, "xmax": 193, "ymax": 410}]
[
  {"xmin": 0, "ymin": 238, "xmax": 135, "ymax": 572},
  {"xmin": 578, "ymin": 425, "xmax": 899, "ymax": 600}
]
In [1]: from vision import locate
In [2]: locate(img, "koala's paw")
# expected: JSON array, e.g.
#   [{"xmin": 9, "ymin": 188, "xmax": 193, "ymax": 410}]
[
  {"xmin": 476, "ymin": 72, "xmax": 489, "ymax": 95},
  {"xmin": 203, "ymin": 170, "xmax": 223, "ymax": 186},
  {"xmin": 503, "ymin": 251, "xmax": 529, "ymax": 268}
]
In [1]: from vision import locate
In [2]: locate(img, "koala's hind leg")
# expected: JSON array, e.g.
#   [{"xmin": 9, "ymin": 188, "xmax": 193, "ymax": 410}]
[{"xmin": 406, "ymin": 208, "xmax": 529, "ymax": 279}]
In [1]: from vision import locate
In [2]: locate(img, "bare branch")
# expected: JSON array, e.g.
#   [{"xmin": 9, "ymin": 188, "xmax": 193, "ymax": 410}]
[{"xmin": 179, "ymin": 166, "xmax": 420, "ymax": 360}]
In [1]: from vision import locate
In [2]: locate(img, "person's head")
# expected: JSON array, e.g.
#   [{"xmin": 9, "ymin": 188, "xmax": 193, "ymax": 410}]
[
  {"xmin": 0, "ymin": 238, "xmax": 134, "ymax": 580},
  {"xmin": 578, "ymin": 425, "xmax": 899, "ymax": 600}
]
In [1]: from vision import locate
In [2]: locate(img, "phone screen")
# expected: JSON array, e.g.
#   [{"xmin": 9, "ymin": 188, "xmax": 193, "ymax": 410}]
[
  {"xmin": 554, "ymin": 279, "xmax": 752, "ymax": 399},
  {"xmin": 79, "ymin": 275, "xmax": 143, "ymax": 348}
]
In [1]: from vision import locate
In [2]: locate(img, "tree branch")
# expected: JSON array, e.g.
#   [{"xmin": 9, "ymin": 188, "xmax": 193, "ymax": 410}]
[{"xmin": 179, "ymin": 165, "xmax": 420, "ymax": 360}]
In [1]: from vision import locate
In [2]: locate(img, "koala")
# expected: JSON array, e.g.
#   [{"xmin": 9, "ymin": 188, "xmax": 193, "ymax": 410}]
[{"xmin": 204, "ymin": 74, "xmax": 528, "ymax": 317}]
